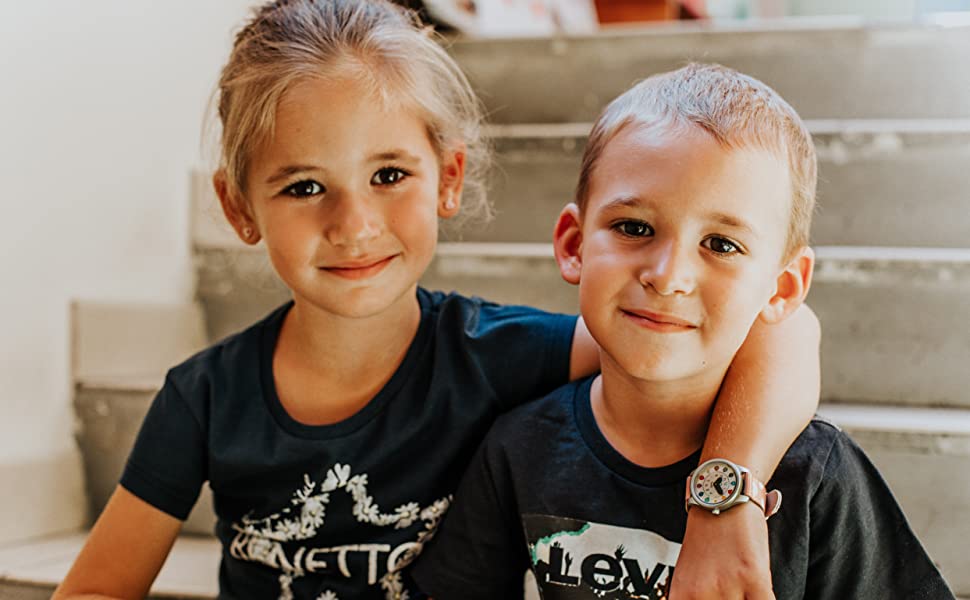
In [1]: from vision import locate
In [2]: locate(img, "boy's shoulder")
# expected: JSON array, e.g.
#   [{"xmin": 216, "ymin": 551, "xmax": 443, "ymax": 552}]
[{"xmin": 772, "ymin": 416, "xmax": 846, "ymax": 492}]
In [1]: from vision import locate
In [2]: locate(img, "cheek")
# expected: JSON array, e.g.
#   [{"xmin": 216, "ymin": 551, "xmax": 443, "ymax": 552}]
[
  {"xmin": 263, "ymin": 210, "xmax": 318, "ymax": 249},
  {"xmin": 704, "ymin": 271, "xmax": 775, "ymax": 331},
  {"xmin": 389, "ymin": 188, "xmax": 440, "ymax": 241}
]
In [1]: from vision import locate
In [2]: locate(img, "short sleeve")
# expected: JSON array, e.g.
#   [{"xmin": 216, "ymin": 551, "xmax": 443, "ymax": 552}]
[
  {"xmin": 806, "ymin": 432, "xmax": 955, "ymax": 599},
  {"xmin": 464, "ymin": 301, "xmax": 577, "ymax": 411},
  {"xmin": 119, "ymin": 374, "xmax": 207, "ymax": 520},
  {"xmin": 412, "ymin": 432, "xmax": 530, "ymax": 599}
]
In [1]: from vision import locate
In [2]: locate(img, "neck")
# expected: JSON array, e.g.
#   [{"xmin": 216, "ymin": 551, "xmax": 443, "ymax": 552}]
[
  {"xmin": 590, "ymin": 352, "xmax": 729, "ymax": 468},
  {"xmin": 277, "ymin": 286, "xmax": 422, "ymax": 398}
]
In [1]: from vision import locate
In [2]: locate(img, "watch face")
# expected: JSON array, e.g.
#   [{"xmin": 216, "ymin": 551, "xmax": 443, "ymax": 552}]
[{"xmin": 691, "ymin": 460, "xmax": 740, "ymax": 507}]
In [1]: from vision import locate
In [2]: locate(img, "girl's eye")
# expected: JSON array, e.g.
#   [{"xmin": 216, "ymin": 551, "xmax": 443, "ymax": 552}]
[
  {"xmin": 703, "ymin": 236, "xmax": 741, "ymax": 255},
  {"xmin": 613, "ymin": 220, "xmax": 654, "ymax": 238},
  {"xmin": 371, "ymin": 167, "xmax": 408, "ymax": 186},
  {"xmin": 283, "ymin": 180, "xmax": 324, "ymax": 197}
]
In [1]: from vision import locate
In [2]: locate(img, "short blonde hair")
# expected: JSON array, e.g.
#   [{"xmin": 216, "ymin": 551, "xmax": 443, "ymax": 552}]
[
  {"xmin": 215, "ymin": 0, "xmax": 491, "ymax": 227},
  {"xmin": 576, "ymin": 63, "xmax": 816, "ymax": 260}
]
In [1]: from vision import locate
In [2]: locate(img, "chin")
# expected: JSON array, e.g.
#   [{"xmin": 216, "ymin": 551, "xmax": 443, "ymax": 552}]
[{"xmin": 604, "ymin": 348, "xmax": 688, "ymax": 382}]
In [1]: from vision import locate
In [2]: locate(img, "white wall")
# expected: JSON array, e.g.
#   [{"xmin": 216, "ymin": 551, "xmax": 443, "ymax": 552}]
[{"xmin": 0, "ymin": 1, "xmax": 253, "ymax": 542}]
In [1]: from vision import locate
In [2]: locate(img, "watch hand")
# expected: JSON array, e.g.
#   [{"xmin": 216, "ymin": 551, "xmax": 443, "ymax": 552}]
[{"xmin": 714, "ymin": 477, "xmax": 723, "ymax": 495}]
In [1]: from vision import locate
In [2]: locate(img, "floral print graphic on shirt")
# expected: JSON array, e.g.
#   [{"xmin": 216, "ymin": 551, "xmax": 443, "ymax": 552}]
[{"xmin": 229, "ymin": 463, "xmax": 450, "ymax": 600}]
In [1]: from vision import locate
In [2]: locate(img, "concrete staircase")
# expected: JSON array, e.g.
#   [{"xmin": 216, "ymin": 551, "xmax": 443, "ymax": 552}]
[{"xmin": 3, "ymin": 20, "xmax": 969, "ymax": 598}]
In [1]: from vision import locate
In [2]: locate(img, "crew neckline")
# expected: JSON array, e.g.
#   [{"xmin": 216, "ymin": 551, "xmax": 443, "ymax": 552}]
[
  {"xmin": 573, "ymin": 376, "xmax": 702, "ymax": 487},
  {"xmin": 258, "ymin": 289, "xmax": 435, "ymax": 440}
]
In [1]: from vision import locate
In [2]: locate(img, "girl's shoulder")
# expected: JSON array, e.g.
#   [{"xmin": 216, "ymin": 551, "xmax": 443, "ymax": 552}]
[
  {"xmin": 419, "ymin": 287, "xmax": 573, "ymax": 325},
  {"xmin": 164, "ymin": 301, "xmax": 290, "ymax": 397}
]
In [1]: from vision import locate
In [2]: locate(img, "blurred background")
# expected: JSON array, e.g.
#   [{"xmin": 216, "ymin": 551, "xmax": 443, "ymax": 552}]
[{"xmin": 1, "ymin": 0, "xmax": 968, "ymax": 596}]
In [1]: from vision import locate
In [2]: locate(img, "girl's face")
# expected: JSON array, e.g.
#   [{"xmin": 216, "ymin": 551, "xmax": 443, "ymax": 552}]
[{"xmin": 230, "ymin": 76, "xmax": 464, "ymax": 320}]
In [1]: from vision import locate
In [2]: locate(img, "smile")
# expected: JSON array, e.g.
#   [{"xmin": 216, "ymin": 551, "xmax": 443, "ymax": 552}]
[
  {"xmin": 321, "ymin": 255, "xmax": 397, "ymax": 280},
  {"xmin": 620, "ymin": 308, "xmax": 697, "ymax": 333}
]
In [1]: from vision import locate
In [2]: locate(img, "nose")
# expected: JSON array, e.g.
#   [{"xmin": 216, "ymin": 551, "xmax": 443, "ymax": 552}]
[
  {"xmin": 638, "ymin": 238, "xmax": 696, "ymax": 296},
  {"xmin": 323, "ymin": 192, "xmax": 383, "ymax": 250}
]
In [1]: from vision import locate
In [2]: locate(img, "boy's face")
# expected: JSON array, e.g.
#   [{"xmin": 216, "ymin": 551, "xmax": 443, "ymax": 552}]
[{"xmin": 569, "ymin": 123, "xmax": 795, "ymax": 383}]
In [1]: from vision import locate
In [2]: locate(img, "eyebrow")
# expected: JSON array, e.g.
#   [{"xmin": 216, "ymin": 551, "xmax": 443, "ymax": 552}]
[
  {"xmin": 264, "ymin": 165, "xmax": 321, "ymax": 186},
  {"xmin": 599, "ymin": 195, "xmax": 645, "ymax": 212},
  {"xmin": 709, "ymin": 212, "xmax": 759, "ymax": 237},
  {"xmin": 369, "ymin": 149, "xmax": 422, "ymax": 163}
]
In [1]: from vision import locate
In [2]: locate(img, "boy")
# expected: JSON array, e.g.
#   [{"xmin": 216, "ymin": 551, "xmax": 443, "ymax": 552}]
[{"xmin": 411, "ymin": 64, "xmax": 954, "ymax": 599}]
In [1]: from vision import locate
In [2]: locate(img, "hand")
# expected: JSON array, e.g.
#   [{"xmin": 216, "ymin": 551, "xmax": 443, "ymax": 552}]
[{"xmin": 668, "ymin": 502, "xmax": 775, "ymax": 600}]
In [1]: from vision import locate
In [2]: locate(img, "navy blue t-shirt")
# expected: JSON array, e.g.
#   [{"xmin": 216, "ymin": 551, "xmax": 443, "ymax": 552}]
[
  {"xmin": 120, "ymin": 288, "xmax": 576, "ymax": 599},
  {"xmin": 413, "ymin": 376, "xmax": 955, "ymax": 600}
]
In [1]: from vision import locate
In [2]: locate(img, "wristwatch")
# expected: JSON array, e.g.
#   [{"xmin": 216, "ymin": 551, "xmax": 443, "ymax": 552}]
[{"xmin": 685, "ymin": 458, "xmax": 782, "ymax": 519}]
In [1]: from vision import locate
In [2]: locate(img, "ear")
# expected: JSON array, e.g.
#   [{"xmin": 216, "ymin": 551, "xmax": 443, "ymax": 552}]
[
  {"xmin": 437, "ymin": 144, "xmax": 466, "ymax": 219},
  {"xmin": 553, "ymin": 203, "xmax": 584, "ymax": 285},
  {"xmin": 213, "ymin": 170, "xmax": 260, "ymax": 245},
  {"xmin": 760, "ymin": 246, "xmax": 815, "ymax": 324}
]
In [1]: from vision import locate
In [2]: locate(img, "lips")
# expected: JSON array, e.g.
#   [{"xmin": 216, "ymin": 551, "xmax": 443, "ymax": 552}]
[
  {"xmin": 621, "ymin": 308, "xmax": 698, "ymax": 331},
  {"xmin": 320, "ymin": 254, "xmax": 397, "ymax": 280}
]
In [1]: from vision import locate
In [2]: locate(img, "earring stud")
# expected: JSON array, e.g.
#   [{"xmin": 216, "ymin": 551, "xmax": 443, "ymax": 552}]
[{"xmin": 242, "ymin": 226, "xmax": 253, "ymax": 239}]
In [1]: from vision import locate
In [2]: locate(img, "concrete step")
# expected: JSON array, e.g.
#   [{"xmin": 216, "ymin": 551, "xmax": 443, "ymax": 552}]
[
  {"xmin": 474, "ymin": 120, "xmax": 970, "ymax": 248},
  {"xmin": 63, "ymin": 380, "xmax": 970, "ymax": 595},
  {"xmin": 71, "ymin": 301, "xmax": 208, "ymax": 389},
  {"xmin": 192, "ymin": 119, "xmax": 970, "ymax": 250},
  {"xmin": 71, "ymin": 301, "xmax": 214, "ymax": 535},
  {"xmin": 0, "ymin": 533, "xmax": 219, "ymax": 599},
  {"xmin": 447, "ymin": 20, "xmax": 970, "ymax": 122},
  {"xmin": 192, "ymin": 243, "xmax": 970, "ymax": 409}
]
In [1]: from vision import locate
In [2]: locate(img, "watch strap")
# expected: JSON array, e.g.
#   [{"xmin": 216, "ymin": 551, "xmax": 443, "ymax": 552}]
[{"xmin": 742, "ymin": 471, "xmax": 782, "ymax": 519}]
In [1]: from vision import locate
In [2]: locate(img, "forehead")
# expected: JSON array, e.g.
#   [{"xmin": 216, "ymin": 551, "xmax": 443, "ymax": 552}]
[
  {"xmin": 587, "ymin": 123, "xmax": 791, "ymax": 239},
  {"xmin": 252, "ymin": 76, "xmax": 434, "ymax": 165}
]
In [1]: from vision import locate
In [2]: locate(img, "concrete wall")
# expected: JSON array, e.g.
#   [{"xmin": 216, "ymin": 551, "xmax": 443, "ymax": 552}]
[{"xmin": 0, "ymin": 1, "xmax": 253, "ymax": 544}]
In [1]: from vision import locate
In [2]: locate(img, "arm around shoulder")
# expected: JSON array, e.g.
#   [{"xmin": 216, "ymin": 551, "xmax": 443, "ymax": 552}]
[{"xmin": 52, "ymin": 485, "xmax": 182, "ymax": 600}]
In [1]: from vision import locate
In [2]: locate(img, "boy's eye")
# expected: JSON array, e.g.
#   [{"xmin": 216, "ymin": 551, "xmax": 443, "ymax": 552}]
[
  {"xmin": 283, "ymin": 180, "xmax": 324, "ymax": 197},
  {"xmin": 371, "ymin": 167, "xmax": 408, "ymax": 186},
  {"xmin": 703, "ymin": 236, "xmax": 741, "ymax": 254},
  {"xmin": 613, "ymin": 220, "xmax": 654, "ymax": 238}
]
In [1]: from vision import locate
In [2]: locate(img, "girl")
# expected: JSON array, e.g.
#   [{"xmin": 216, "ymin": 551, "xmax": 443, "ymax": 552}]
[{"xmin": 55, "ymin": 1, "xmax": 819, "ymax": 599}]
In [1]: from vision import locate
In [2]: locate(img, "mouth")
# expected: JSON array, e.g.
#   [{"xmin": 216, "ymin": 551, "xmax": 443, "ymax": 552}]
[
  {"xmin": 620, "ymin": 308, "xmax": 697, "ymax": 332},
  {"xmin": 320, "ymin": 254, "xmax": 397, "ymax": 280}
]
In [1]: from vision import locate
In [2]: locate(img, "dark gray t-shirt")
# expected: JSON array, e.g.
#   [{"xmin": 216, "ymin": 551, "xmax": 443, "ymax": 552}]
[
  {"xmin": 120, "ymin": 288, "xmax": 576, "ymax": 600},
  {"xmin": 413, "ymin": 376, "xmax": 955, "ymax": 600}
]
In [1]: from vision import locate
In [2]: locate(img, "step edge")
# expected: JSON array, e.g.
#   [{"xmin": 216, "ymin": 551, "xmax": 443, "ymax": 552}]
[{"xmin": 485, "ymin": 119, "xmax": 970, "ymax": 139}]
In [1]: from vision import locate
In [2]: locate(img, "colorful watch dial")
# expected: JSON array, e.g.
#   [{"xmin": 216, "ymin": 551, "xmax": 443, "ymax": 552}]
[{"xmin": 691, "ymin": 459, "xmax": 740, "ymax": 506}]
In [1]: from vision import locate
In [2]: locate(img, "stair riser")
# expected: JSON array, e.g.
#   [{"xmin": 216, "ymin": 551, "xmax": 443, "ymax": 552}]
[
  {"xmin": 473, "ymin": 130, "xmax": 970, "ymax": 247},
  {"xmin": 450, "ymin": 27, "xmax": 970, "ymax": 122}
]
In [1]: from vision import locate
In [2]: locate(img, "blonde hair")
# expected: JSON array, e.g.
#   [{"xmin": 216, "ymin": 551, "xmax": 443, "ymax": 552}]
[
  {"xmin": 576, "ymin": 63, "xmax": 816, "ymax": 260},
  {"xmin": 215, "ymin": 0, "xmax": 491, "ymax": 228}
]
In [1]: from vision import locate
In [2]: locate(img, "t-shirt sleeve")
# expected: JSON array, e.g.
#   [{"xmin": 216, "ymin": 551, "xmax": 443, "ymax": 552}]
[
  {"xmin": 465, "ymin": 300, "xmax": 577, "ymax": 411},
  {"xmin": 412, "ymin": 431, "xmax": 530, "ymax": 599},
  {"xmin": 806, "ymin": 431, "xmax": 955, "ymax": 599},
  {"xmin": 119, "ymin": 373, "xmax": 207, "ymax": 520}
]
